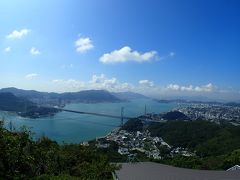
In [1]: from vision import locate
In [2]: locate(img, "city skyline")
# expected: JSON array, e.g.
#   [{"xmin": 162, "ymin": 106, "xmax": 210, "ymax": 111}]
[{"xmin": 0, "ymin": 0, "xmax": 240, "ymax": 101}]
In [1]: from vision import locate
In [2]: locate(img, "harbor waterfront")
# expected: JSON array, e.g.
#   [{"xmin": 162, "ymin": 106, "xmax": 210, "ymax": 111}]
[{"xmin": 0, "ymin": 99, "xmax": 177, "ymax": 143}]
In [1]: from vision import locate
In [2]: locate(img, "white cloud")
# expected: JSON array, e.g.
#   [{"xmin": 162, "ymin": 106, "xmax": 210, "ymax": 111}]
[
  {"xmin": 51, "ymin": 75, "xmax": 214, "ymax": 94},
  {"xmin": 30, "ymin": 47, "xmax": 41, "ymax": 55},
  {"xmin": 90, "ymin": 74, "xmax": 106, "ymax": 84},
  {"xmin": 36, "ymin": 71, "xmax": 240, "ymax": 101},
  {"xmin": 180, "ymin": 85, "xmax": 194, "ymax": 91},
  {"xmin": 166, "ymin": 83, "xmax": 214, "ymax": 92},
  {"xmin": 4, "ymin": 47, "xmax": 11, "ymax": 53},
  {"xmin": 89, "ymin": 74, "xmax": 132, "ymax": 91},
  {"xmin": 52, "ymin": 74, "xmax": 133, "ymax": 92},
  {"xmin": 139, "ymin": 80, "xmax": 154, "ymax": 87},
  {"xmin": 48, "ymin": 75, "xmax": 235, "ymax": 100},
  {"xmin": 52, "ymin": 79, "xmax": 85, "ymax": 91},
  {"xmin": 75, "ymin": 37, "xmax": 94, "ymax": 53},
  {"xmin": 25, "ymin": 73, "xmax": 38, "ymax": 80},
  {"xmin": 194, "ymin": 83, "xmax": 214, "ymax": 92},
  {"xmin": 99, "ymin": 46, "xmax": 158, "ymax": 64},
  {"xmin": 90, "ymin": 75, "xmax": 118, "ymax": 90},
  {"xmin": 167, "ymin": 84, "xmax": 180, "ymax": 91},
  {"xmin": 6, "ymin": 29, "xmax": 30, "ymax": 39}
]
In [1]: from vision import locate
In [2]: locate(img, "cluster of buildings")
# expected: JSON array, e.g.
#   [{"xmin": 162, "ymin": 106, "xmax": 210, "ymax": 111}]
[
  {"xmin": 95, "ymin": 128, "xmax": 194, "ymax": 160},
  {"xmin": 170, "ymin": 147, "xmax": 195, "ymax": 157},
  {"xmin": 96, "ymin": 129, "xmax": 164, "ymax": 160},
  {"xmin": 177, "ymin": 103, "xmax": 240, "ymax": 124}
]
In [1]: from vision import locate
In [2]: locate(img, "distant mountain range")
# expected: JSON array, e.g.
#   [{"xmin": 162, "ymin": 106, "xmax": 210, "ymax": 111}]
[
  {"xmin": 0, "ymin": 87, "xmax": 148, "ymax": 106},
  {"xmin": 0, "ymin": 87, "xmax": 149, "ymax": 118},
  {"xmin": 0, "ymin": 88, "xmax": 120, "ymax": 105},
  {"xmin": 111, "ymin": 91, "xmax": 148, "ymax": 101}
]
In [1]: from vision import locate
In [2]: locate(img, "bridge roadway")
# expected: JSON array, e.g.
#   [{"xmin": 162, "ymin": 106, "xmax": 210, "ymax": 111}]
[
  {"xmin": 44, "ymin": 106, "xmax": 133, "ymax": 120},
  {"xmin": 42, "ymin": 106, "xmax": 162, "ymax": 123}
]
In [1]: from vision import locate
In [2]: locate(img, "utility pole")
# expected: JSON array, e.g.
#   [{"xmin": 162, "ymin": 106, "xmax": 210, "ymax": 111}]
[{"xmin": 121, "ymin": 107, "xmax": 124, "ymax": 127}]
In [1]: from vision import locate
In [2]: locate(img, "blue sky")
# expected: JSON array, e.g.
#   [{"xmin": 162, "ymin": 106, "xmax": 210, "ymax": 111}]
[{"xmin": 0, "ymin": 0, "xmax": 240, "ymax": 101}]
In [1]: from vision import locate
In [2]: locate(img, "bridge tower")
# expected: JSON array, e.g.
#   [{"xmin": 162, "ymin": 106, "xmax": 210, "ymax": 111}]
[
  {"xmin": 121, "ymin": 107, "xmax": 124, "ymax": 127},
  {"xmin": 144, "ymin": 105, "xmax": 147, "ymax": 115}
]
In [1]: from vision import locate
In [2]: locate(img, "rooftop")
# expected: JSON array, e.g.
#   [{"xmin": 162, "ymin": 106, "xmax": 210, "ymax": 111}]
[{"xmin": 115, "ymin": 162, "xmax": 240, "ymax": 180}]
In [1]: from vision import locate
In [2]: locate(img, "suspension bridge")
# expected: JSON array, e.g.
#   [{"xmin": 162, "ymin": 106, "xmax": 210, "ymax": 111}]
[
  {"xmin": 43, "ymin": 106, "xmax": 131, "ymax": 126},
  {"xmin": 41, "ymin": 105, "xmax": 161, "ymax": 127}
]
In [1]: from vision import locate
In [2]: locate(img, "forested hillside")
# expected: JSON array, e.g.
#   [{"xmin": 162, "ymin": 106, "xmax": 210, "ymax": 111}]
[
  {"xmin": 0, "ymin": 121, "xmax": 118, "ymax": 179},
  {"xmin": 148, "ymin": 120, "xmax": 240, "ymax": 156},
  {"xmin": 122, "ymin": 119, "xmax": 240, "ymax": 169},
  {"xmin": 0, "ymin": 92, "xmax": 59, "ymax": 118}
]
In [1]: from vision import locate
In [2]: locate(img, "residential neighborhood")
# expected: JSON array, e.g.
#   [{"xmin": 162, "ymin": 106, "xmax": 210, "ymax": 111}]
[
  {"xmin": 95, "ymin": 127, "xmax": 194, "ymax": 160},
  {"xmin": 176, "ymin": 103, "xmax": 240, "ymax": 124}
]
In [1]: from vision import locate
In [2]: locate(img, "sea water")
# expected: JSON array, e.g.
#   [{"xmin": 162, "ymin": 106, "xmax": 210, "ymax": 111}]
[{"xmin": 0, "ymin": 99, "xmax": 177, "ymax": 143}]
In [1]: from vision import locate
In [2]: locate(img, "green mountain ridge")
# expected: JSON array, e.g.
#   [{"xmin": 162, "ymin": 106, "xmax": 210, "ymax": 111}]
[
  {"xmin": 0, "ymin": 87, "xmax": 122, "ymax": 105},
  {"xmin": 0, "ymin": 92, "xmax": 59, "ymax": 118}
]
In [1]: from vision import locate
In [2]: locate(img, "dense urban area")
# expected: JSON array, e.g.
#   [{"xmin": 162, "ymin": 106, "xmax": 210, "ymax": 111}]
[
  {"xmin": 152, "ymin": 100, "xmax": 240, "ymax": 125},
  {"xmin": 176, "ymin": 103, "xmax": 240, "ymax": 125}
]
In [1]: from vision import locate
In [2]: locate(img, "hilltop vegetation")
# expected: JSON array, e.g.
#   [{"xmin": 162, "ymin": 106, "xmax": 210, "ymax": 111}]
[
  {"xmin": 0, "ymin": 120, "xmax": 118, "ymax": 179},
  {"xmin": 0, "ymin": 92, "xmax": 59, "ymax": 118},
  {"xmin": 148, "ymin": 120, "xmax": 240, "ymax": 157},
  {"xmin": 122, "ymin": 119, "xmax": 240, "ymax": 169},
  {"xmin": 121, "ymin": 118, "xmax": 144, "ymax": 132},
  {"xmin": 161, "ymin": 111, "xmax": 189, "ymax": 121},
  {"xmin": 0, "ymin": 92, "xmax": 34, "ymax": 112}
]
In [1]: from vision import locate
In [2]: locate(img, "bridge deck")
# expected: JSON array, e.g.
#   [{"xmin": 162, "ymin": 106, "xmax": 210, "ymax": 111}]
[
  {"xmin": 42, "ymin": 106, "xmax": 162, "ymax": 123},
  {"xmin": 58, "ymin": 108, "xmax": 133, "ymax": 119}
]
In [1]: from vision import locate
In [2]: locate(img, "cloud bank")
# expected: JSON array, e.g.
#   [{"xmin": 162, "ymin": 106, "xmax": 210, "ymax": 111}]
[
  {"xmin": 99, "ymin": 46, "xmax": 157, "ymax": 64},
  {"xmin": 50, "ymin": 74, "xmax": 219, "ymax": 99},
  {"xmin": 166, "ymin": 83, "xmax": 214, "ymax": 92},
  {"xmin": 6, "ymin": 29, "xmax": 30, "ymax": 39},
  {"xmin": 139, "ymin": 80, "xmax": 154, "ymax": 87}
]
